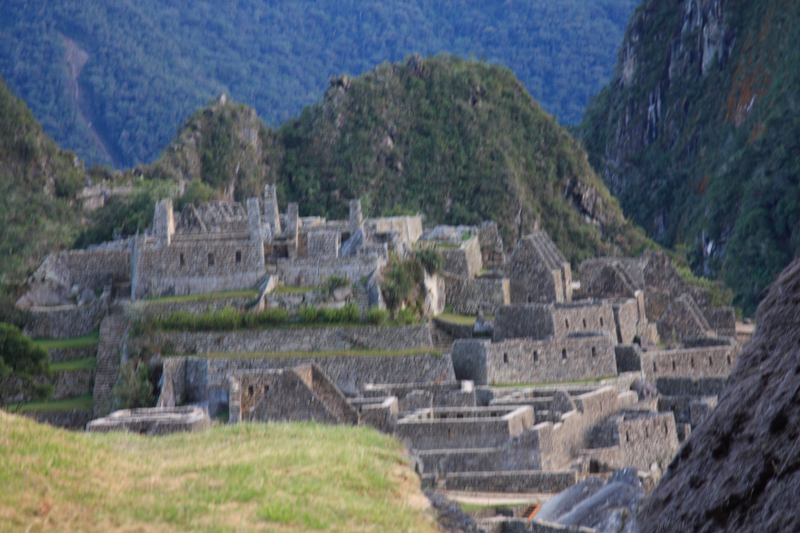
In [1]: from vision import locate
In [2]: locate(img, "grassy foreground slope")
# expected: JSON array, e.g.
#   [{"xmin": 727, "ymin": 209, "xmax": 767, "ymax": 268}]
[{"xmin": 0, "ymin": 412, "xmax": 435, "ymax": 532}]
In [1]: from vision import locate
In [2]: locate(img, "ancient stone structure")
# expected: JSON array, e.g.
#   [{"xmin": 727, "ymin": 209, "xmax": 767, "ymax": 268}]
[
  {"xmin": 86, "ymin": 406, "xmax": 210, "ymax": 435},
  {"xmin": 228, "ymin": 364, "xmax": 358, "ymax": 425},
  {"xmin": 420, "ymin": 223, "xmax": 512, "ymax": 315},
  {"xmin": 579, "ymin": 251, "xmax": 736, "ymax": 341},
  {"xmin": 505, "ymin": 232, "xmax": 572, "ymax": 304},
  {"xmin": 132, "ymin": 199, "xmax": 266, "ymax": 299}
]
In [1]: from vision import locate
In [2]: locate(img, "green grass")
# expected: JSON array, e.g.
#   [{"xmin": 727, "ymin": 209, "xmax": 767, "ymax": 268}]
[
  {"xmin": 165, "ymin": 347, "xmax": 443, "ymax": 359},
  {"xmin": 33, "ymin": 331, "xmax": 100, "ymax": 350},
  {"xmin": 436, "ymin": 312, "xmax": 495, "ymax": 326},
  {"xmin": 15, "ymin": 393, "xmax": 93, "ymax": 413},
  {"xmin": 0, "ymin": 412, "xmax": 437, "ymax": 532},
  {"xmin": 491, "ymin": 376, "xmax": 618, "ymax": 388},
  {"xmin": 50, "ymin": 357, "xmax": 97, "ymax": 372},
  {"xmin": 271, "ymin": 285, "xmax": 318, "ymax": 294},
  {"xmin": 145, "ymin": 289, "xmax": 259, "ymax": 304}
]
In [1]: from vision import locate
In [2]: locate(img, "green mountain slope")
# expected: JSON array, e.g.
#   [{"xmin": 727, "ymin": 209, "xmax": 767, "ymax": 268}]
[
  {"xmin": 578, "ymin": 0, "xmax": 800, "ymax": 312},
  {"xmin": 0, "ymin": 0, "xmax": 638, "ymax": 168},
  {"xmin": 0, "ymin": 75, "xmax": 85, "ymax": 286},
  {"xmin": 135, "ymin": 56, "xmax": 649, "ymax": 265}
]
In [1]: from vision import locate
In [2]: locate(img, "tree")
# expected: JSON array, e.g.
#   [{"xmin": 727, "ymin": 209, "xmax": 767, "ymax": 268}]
[{"xmin": 0, "ymin": 323, "xmax": 53, "ymax": 410}]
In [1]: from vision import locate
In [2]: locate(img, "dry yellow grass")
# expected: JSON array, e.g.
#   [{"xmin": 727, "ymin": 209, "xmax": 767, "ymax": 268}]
[{"xmin": 0, "ymin": 411, "xmax": 437, "ymax": 532}]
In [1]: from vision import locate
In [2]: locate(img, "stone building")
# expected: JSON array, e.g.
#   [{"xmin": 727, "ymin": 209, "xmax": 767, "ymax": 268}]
[
  {"xmin": 452, "ymin": 299, "xmax": 647, "ymax": 385},
  {"xmin": 131, "ymin": 198, "xmax": 266, "ymax": 299},
  {"xmin": 579, "ymin": 251, "xmax": 736, "ymax": 340},
  {"xmin": 418, "ymin": 222, "xmax": 511, "ymax": 315},
  {"xmin": 505, "ymin": 232, "xmax": 572, "ymax": 304},
  {"xmin": 228, "ymin": 363, "xmax": 359, "ymax": 425}
]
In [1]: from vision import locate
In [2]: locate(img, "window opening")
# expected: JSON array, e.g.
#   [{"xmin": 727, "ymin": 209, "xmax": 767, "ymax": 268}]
[
  {"xmin": 179, "ymin": 253, "xmax": 185, "ymax": 267},
  {"xmin": 236, "ymin": 250, "xmax": 242, "ymax": 264},
  {"xmin": 208, "ymin": 253, "xmax": 215, "ymax": 267}
]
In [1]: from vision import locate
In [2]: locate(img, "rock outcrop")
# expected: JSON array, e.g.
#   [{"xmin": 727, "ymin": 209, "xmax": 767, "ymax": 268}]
[{"xmin": 640, "ymin": 257, "xmax": 800, "ymax": 532}]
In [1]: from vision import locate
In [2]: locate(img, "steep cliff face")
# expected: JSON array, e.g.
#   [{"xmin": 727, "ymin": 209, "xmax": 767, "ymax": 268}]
[{"xmin": 579, "ymin": 0, "xmax": 800, "ymax": 312}]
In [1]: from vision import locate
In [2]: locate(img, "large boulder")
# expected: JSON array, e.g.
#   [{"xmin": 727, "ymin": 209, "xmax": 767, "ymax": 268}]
[{"xmin": 640, "ymin": 257, "xmax": 800, "ymax": 532}]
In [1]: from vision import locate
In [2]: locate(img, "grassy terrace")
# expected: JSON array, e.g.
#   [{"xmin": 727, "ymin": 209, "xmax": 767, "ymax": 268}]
[
  {"xmin": 50, "ymin": 357, "xmax": 97, "ymax": 372},
  {"xmin": 436, "ymin": 312, "xmax": 494, "ymax": 326},
  {"xmin": 165, "ymin": 347, "xmax": 443, "ymax": 359},
  {"xmin": 33, "ymin": 331, "xmax": 100, "ymax": 350},
  {"xmin": 15, "ymin": 393, "xmax": 94, "ymax": 413},
  {"xmin": 145, "ymin": 289, "xmax": 259, "ymax": 304},
  {"xmin": 0, "ymin": 412, "xmax": 436, "ymax": 532},
  {"xmin": 271, "ymin": 285, "xmax": 318, "ymax": 294},
  {"xmin": 491, "ymin": 376, "xmax": 618, "ymax": 388}
]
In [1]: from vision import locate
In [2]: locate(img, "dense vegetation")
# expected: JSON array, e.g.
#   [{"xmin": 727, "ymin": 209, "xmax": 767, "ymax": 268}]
[
  {"xmin": 578, "ymin": 0, "xmax": 800, "ymax": 313},
  {"xmin": 0, "ymin": 76, "xmax": 85, "ymax": 297},
  {"xmin": 0, "ymin": 411, "xmax": 436, "ymax": 532},
  {"xmin": 126, "ymin": 56, "xmax": 650, "ymax": 267},
  {"xmin": 0, "ymin": 0, "xmax": 638, "ymax": 168}
]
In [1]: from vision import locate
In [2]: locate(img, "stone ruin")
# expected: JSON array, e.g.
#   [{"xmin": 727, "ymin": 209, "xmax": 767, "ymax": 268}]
[
  {"xmin": 13, "ymin": 191, "xmax": 750, "ymax": 533},
  {"xmin": 86, "ymin": 406, "xmax": 210, "ymax": 435}
]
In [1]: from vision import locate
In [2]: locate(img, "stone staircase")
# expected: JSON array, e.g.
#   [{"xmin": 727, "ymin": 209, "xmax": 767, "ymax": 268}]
[{"xmin": 92, "ymin": 302, "xmax": 129, "ymax": 417}]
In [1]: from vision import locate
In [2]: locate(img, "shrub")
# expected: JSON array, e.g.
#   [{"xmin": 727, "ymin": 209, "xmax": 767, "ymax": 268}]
[
  {"xmin": 366, "ymin": 308, "xmax": 389, "ymax": 325},
  {"xmin": 382, "ymin": 254, "xmax": 424, "ymax": 312},
  {"xmin": 299, "ymin": 306, "xmax": 320, "ymax": 324},
  {"xmin": 415, "ymin": 249, "xmax": 443, "ymax": 275},
  {"xmin": 0, "ymin": 323, "xmax": 53, "ymax": 409},
  {"xmin": 395, "ymin": 308, "xmax": 416, "ymax": 325},
  {"xmin": 111, "ymin": 360, "xmax": 155, "ymax": 410},
  {"xmin": 322, "ymin": 275, "xmax": 350, "ymax": 296}
]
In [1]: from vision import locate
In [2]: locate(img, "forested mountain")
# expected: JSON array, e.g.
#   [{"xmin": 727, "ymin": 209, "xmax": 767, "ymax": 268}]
[
  {"xmin": 0, "ymin": 76, "xmax": 85, "ymax": 287},
  {"xmin": 85, "ymin": 56, "xmax": 650, "ymax": 268},
  {"xmin": 578, "ymin": 0, "xmax": 800, "ymax": 313},
  {"xmin": 1, "ymin": 0, "xmax": 638, "ymax": 168}
]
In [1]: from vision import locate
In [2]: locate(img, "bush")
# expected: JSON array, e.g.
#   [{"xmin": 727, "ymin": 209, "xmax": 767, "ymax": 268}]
[
  {"xmin": 382, "ymin": 253, "xmax": 424, "ymax": 312},
  {"xmin": 415, "ymin": 249, "xmax": 443, "ymax": 275},
  {"xmin": 395, "ymin": 308, "xmax": 416, "ymax": 325},
  {"xmin": 366, "ymin": 308, "xmax": 389, "ymax": 325},
  {"xmin": 322, "ymin": 275, "xmax": 350, "ymax": 296},
  {"xmin": 0, "ymin": 323, "xmax": 53, "ymax": 409},
  {"xmin": 299, "ymin": 306, "xmax": 320, "ymax": 324},
  {"xmin": 111, "ymin": 360, "xmax": 155, "ymax": 410}
]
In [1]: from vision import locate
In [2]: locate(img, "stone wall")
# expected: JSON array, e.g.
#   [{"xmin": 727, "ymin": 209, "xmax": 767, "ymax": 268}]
[
  {"xmin": 25, "ymin": 296, "xmax": 107, "ymax": 339},
  {"xmin": 703, "ymin": 306, "xmax": 736, "ymax": 337},
  {"xmin": 396, "ymin": 406, "xmax": 535, "ymax": 450},
  {"xmin": 583, "ymin": 412, "xmax": 679, "ymax": 471},
  {"xmin": 445, "ymin": 471, "xmax": 579, "ymax": 494},
  {"xmin": 611, "ymin": 298, "xmax": 640, "ymax": 344},
  {"xmin": 48, "ymin": 369, "xmax": 96, "ymax": 400},
  {"xmin": 60, "ymin": 249, "xmax": 131, "ymax": 289},
  {"xmin": 307, "ymin": 230, "xmax": 340, "ymax": 259},
  {"xmin": 549, "ymin": 302, "xmax": 617, "ymax": 342},
  {"xmin": 132, "ymin": 235, "xmax": 265, "ymax": 300},
  {"xmin": 454, "ymin": 333, "xmax": 617, "ymax": 386},
  {"xmin": 493, "ymin": 305, "xmax": 555, "ymax": 342},
  {"xmin": 364, "ymin": 216, "xmax": 423, "ymax": 245},
  {"xmin": 505, "ymin": 233, "xmax": 571, "ymax": 305},
  {"xmin": 441, "ymin": 236, "xmax": 482, "ymax": 278},
  {"xmin": 444, "ymin": 274, "xmax": 510, "ymax": 315},
  {"xmin": 23, "ymin": 409, "xmax": 91, "ymax": 430},
  {"xmin": 173, "ymin": 352, "xmax": 455, "ymax": 415},
  {"xmin": 48, "ymin": 345, "xmax": 98, "ymax": 363},
  {"xmin": 136, "ymin": 294, "xmax": 256, "ymax": 322},
  {"xmin": 276, "ymin": 256, "xmax": 383, "ymax": 287},
  {"xmin": 364, "ymin": 381, "xmax": 475, "ymax": 412},
  {"xmin": 136, "ymin": 324, "xmax": 433, "ymax": 355},
  {"xmin": 641, "ymin": 345, "xmax": 739, "ymax": 380}
]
